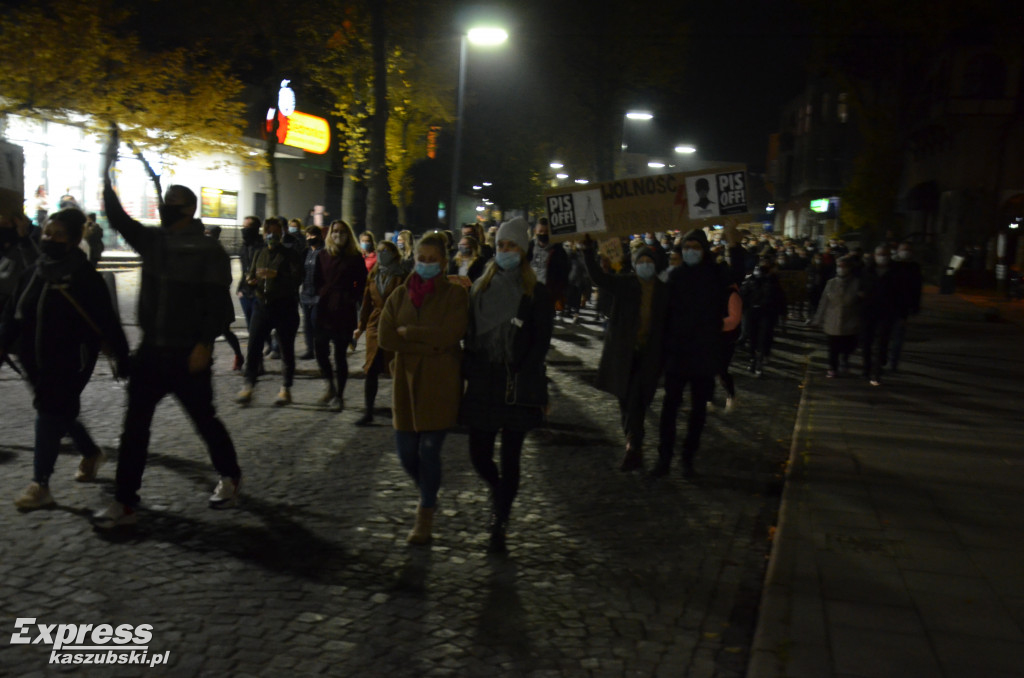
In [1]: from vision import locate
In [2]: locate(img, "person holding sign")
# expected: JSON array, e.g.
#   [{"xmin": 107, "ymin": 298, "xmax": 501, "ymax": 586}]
[
  {"xmin": 582, "ymin": 237, "xmax": 668, "ymax": 471},
  {"xmin": 654, "ymin": 229, "xmax": 728, "ymax": 479},
  {"xmin": 461, "ymin": 217, "xmax": 554, "ymax": 554}
]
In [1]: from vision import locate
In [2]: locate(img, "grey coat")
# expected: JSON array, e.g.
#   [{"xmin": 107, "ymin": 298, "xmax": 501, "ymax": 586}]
[{"xmin": 814, "ymin": 275, "xmax": 862, "ymax": 336}]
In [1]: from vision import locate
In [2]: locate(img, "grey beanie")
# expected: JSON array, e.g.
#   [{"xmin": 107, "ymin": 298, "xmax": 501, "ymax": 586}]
[{"xmin": 497, "ymin": 217, "xmax": 530, "ymax": 252}]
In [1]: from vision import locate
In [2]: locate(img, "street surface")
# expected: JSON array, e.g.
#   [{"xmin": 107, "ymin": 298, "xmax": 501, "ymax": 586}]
[{"xmin": 1, "ymin": 265, "xmax": 809, "ymax": 677}]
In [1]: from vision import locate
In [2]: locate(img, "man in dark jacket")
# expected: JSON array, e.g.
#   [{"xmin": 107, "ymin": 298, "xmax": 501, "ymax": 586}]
[
  {"xmin": 889, "ymin": 241, "xmax": 923, "ymax": 373},
  {"xmin": 654, "ymin": 228, "xmax": 728, "ymax": 478},
  {"xmin": 527, "ymin": 218, "xmax": 570, "ymax": 313},
  {"xmin": 861, "ymin": 244, "xmax": 901, "ymax": 386},
  {"xmin": 1, "ymin": 208, "xmax": 129, "ymax": 510},
  {"xmin": 94, "ymin": 131, "xmax": 242, "ymax": 529},
  {"xmin": 236, "ymin": 217, "xmax": 305, "ymax": 406}
]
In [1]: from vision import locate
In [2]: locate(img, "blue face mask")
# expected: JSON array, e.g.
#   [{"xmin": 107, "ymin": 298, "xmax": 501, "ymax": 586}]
[
  {"xmin": 415, "ymin": 261, "xmax": 442, "ymax": 279},
  {"xmin": 495, "ymin": 251, "xmax": 521, "ymax": 271},
  {"xmin": 265, "ymin": 233, "xmax": 279, "ymax": 247},
  {"xmin": 289, "ymin": 226, "xmax": 299, "ymax": 235},
  {"xmin": 635, "ymin": 262, "xmax": 656, "ymax": 280},
  {"xmin": 682, "ymin": 249, "xmax": 702, "ymax": 266}
]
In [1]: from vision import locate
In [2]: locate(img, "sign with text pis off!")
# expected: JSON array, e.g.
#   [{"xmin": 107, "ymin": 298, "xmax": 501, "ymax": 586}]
[{"xmin": 544, "ymin": 165, "xmax": 750, "ymax": 242}]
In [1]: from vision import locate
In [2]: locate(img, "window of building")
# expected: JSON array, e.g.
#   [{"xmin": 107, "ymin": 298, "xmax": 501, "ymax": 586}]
[{"xmin": 201, "ymin": 188, "xmax": 239, "ymax": 220}]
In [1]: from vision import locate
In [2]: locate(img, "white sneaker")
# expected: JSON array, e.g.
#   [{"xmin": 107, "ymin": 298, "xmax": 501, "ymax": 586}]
[
  {"xmin": 209, "ymin": 476, "xmax": 241, "ymax": 509},
  {"xmin": 14, "ymin": 482, "xmax": 55, "ymax": 510},
  {"xmin": 75, "ymin": 451, "xmax": 107, "ymax": 482},
  {"xmin": 725, "ymin": 396, "xmax": 736, "ymax": 413},
  {"xmin": 93, "ymin": 500, "xmax": 137, "ymax": 529}
]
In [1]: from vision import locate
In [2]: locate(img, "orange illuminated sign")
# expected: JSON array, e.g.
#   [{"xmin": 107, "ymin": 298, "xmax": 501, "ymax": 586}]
[{"xmin": 265, "ymin": 81, "xmax": 330, "ymax": 154}]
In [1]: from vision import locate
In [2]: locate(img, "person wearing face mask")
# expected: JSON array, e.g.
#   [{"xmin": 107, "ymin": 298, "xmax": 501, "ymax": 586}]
[
  {"xmin": 740, "ymin": 257, "xmax": 787, "ymax": 377},
  {"xmin": 582, "ymin": 237, "xmax": 668, "ymax": 472},
  {"xmin": 378, "ymin": 233, "xmax": 469, "ymax": 544},
  {"xmin": 353, "ymin": 241, "xmax": 407, "ymax": 425},
  {"xmin": 95, "ymin": 129, "xmax": 242, "ymax": 528},
  {"xmin": 448, "ymin": 235, "xmax": 485, "ymax": 286},
  {"xmin": 461, "ymin": 222, "xmax": 493, "ymax": 263},
  {"xmin": 236, "ymin": 217, "xmax": 305, "ymax": 406},
  {"xmin": 236, "ymin": 217, "xmax": 264, "ymax": 334},
  {"xmin": 309, "ymin": 220, "xmax": 367, "ymax": 410},
  {"xmin": 1, "ymin": 209, "xmax": 130, "ymax": 510},
  {"xmin": 461, "ymin": 217, "xmax": 554, "ymax": 553},
  {"xmin": 396, "ymin": 229, "xmax": 415, "ymax": 273},
  {"xmin": 860, "ymin": 244, "xmax": 900, "ymax": 386},
  {"xmin": 889, "ymin": 241, "xmax": 922, "ymax": 373},
  {"xmin": 565, "ymin": 239, "xmax": 590, "ymax": 323},
  {"xmin": 359, "ymin": 231, "xmax": 377, "ymax": 272},
  {"xmin": 527, "ymin": 217, "xmax": 569, "ymax": 316},
  {"xmin": 654, "ymin": 229, "xmax": 729, "ymax": 479},
  {"xmin": 298, "ymin": 226, "xmax": 324, "ymax": 361},
  {"xmin": 812, "ymin": 255, "xmax": 862, "ymax": 377}
]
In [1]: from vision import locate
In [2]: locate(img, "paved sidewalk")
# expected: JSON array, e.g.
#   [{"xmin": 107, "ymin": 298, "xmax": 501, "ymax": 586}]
[{"xmin": 748, "ymin": 289, "xmax": 1024, "ymax": 677}]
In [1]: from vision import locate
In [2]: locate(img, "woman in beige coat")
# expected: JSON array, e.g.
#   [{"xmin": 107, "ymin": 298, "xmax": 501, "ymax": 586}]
[{"xmin": 378, "ymin": 233, "xmax": 469, "ymax": 543}]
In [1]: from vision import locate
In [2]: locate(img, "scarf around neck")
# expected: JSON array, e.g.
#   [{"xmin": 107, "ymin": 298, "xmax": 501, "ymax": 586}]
[
  {"xmin": 471, "ymin": 265, "xmax": 523, "ymax": 337},
  {"xmin": 407, "ymin": 272, "xmax": 436, "ymax": 308}
]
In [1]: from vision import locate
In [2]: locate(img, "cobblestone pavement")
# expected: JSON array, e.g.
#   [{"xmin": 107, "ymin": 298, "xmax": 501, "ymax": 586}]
[{"xmin": 1, "ymin": 268, "xmax": 811, "ymax": 677}]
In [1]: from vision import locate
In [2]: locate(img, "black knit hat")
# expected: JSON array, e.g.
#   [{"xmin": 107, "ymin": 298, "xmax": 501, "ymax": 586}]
[{"xmin": 682, "ymin": 228, "xmax": 709, "ymax": 251}]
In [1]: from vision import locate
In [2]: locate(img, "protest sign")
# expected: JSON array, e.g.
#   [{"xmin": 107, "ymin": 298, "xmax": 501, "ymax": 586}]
[{"xmin": 544, "ymin": 165, "xmax": 750, "ymax": 242}]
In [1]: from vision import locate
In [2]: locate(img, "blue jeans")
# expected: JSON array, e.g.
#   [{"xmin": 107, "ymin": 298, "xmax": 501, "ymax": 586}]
[
  {"xmin": 34, "ymin": 414, "xmax": 100, "ymax": 485},
  {"xmin": 395, "ymin": 430, "xmax": 446, "ymax": 509}
]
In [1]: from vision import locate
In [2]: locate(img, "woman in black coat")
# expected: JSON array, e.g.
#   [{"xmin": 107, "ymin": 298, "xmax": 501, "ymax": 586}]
[
  {"xmin": 460, "ymin": 218, "xmax": 553, "ymax": 554},
  {"xmin": 583, "ymin": 240, "xmax": 668, "ymax": 471},
  {"xmin": 0, "ymin": 209, "xmax": 129, "ymax": 509}
]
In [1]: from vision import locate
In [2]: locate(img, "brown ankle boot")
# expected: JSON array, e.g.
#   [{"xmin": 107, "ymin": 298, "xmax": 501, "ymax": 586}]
[{"xmin": 407, "ymin": 505, "xmax": 434, "ymax": 544}]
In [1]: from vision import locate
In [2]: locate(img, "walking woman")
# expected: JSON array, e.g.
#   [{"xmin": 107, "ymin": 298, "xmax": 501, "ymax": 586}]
[
  {"xmin": 462, "ymin": 218, "xmax": 553, "ymax": 553},
  {"xmin": 448, "ymin": 234, "xmax": 486, "ymax": 286},
  {"xmin": 582, "ymin": 238, "xmax": 668, "ymax": 471},
  {"xmin": 396, "ymin": 229, "xmax": 415, "ymax": 273},
  {"xmin": 813, "ymin": 255, "xmax": 862, "ymax": 377},
  {"xmin": 313, "ymin": 220, "xmax": 366, "ymax": 410},
  {"xmin": 353, "ymin": 240, "xmax": 406, "ymax": 425},
  {"xmin": 379, "ymin": 232, "xmax": 468, "ymax": 544},
  {"xmin": 0, "ymin": 209, "xmax": 130, "ymax": 508}
]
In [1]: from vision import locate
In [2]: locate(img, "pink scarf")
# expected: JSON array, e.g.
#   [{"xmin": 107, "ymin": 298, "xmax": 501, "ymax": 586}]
[{"xmin": 407, "ymin": 273, "xmax": 436, "ymax": 308}]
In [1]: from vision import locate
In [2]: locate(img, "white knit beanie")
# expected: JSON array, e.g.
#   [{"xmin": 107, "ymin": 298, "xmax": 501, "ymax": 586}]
[{"xmin": 496, "ymin": 217, "xmax": 531, "ymax": 252}]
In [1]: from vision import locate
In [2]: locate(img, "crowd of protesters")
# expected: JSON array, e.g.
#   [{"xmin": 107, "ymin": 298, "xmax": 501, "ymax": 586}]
[{"xmin": 1, "ymin": 139, "xmax": 926, "ymax": 552}]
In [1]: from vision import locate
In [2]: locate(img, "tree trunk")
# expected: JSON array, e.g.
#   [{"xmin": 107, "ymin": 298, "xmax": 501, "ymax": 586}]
[{"xmin": 366, "ymin": 0, "xmax": 389, "ymax": 239}]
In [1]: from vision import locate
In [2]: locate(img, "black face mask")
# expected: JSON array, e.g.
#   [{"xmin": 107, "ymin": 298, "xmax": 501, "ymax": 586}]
[
  {"xmin": 159, "ymin": 204, "xmax": 187, "ymax": 228},
  {"xmin": 308, "ymin": 238, "xmax": 324, "ymax": 249},
  {"xmin": 40, "ymin": 239, "xmax": 70, "ymax": 259},
  {"xmin": 536, "ymin": 234, "xmax": 549, "ymax": 246}
]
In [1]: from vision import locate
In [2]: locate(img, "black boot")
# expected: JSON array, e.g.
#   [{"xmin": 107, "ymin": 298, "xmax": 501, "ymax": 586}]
[
  {"xmin": 488, "ymin": 512, "xmax": 508, "ymax": 555},
  {"xmin": 354, "ymin": 410, "xmax": 373, "ymax": 426}
]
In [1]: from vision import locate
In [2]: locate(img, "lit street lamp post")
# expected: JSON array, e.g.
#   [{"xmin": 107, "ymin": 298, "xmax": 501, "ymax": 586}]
[{"xmin": 450, "ymin": 26, "xmax": 507, "ymax": 232}]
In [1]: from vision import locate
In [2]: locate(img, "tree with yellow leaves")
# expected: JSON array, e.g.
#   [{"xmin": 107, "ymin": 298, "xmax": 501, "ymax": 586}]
[{"xmin": 0, "ymin": 0, "xmax": 254, "ymax": 199}]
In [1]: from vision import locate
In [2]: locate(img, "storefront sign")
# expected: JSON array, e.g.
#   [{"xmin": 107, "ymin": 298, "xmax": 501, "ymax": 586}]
[
  {"xmin": 544, "ymin": 165, "xmax": 750, "ymax": 242},
  {"xmin": 265, "ymin": 80, "xmax": 330, "ymax": 155}
]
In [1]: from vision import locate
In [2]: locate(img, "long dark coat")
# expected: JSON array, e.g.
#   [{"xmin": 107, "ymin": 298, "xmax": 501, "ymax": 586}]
[{"xmin": 583, "ymin": 248, "xmax": 668, "ymax": 402}]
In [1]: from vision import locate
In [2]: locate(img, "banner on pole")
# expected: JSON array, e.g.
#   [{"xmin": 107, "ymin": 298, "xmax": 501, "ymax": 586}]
[{"xmin": 544, "ymin": 165, "xmax": 750, "ymax": 242}]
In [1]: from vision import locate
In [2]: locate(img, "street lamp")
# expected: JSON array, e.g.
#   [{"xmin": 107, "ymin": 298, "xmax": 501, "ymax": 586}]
[
  {"xmin": 674, "ymin": 144, "xmax": 697, "ymax": 154},
  {"xmin": 619, "ymin": 111, "xmax": 654, "ymax": 178},
  {"xmin": 450, "ymin": 26, "xmax": 508, "ymax": 231}
]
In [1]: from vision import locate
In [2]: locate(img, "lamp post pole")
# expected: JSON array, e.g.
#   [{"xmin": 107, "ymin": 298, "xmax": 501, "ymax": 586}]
[{"xmin": 450, "ymin": 34, "xmax": 468, "ymax": 232}]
